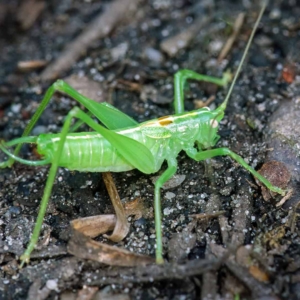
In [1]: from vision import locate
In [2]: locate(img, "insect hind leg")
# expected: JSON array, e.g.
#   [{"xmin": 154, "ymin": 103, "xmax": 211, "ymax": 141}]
[
  {"xmin": 8, "ymin": 80, "xmax": 138, "ymax": 168},
  {"xmin": 19, "ymin": 106, "xmax": 82, "ymax": 267}
]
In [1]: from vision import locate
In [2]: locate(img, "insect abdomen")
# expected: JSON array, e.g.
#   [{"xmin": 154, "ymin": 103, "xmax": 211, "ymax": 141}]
[
  {"xmin": 37, "ymin": 130, "xmax": 169, "ymax": 173},
  {"xmin": 38, "ymin": 132, "xmax": 135, "ymax": 172}
]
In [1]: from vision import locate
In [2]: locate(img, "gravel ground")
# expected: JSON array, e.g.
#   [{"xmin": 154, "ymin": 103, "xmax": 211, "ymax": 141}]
[{"xmin": 0, "ymin": 1, "xmax": 300, "ymax": 299}]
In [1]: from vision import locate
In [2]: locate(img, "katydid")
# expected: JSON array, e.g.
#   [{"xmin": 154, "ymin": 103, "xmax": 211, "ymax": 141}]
[{"xmin": 0, "ymin": 1, "xmax": 285, "ymax": 267}]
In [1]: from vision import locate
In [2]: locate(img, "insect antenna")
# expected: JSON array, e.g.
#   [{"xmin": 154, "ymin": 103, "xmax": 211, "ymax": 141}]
[
  {"xmin": 206, "ymin": 1, "xmax": 268, "ymax": 165},
  {"xmin": 218, "ymin": 1, "xmax": 268, "ymax": 112}
]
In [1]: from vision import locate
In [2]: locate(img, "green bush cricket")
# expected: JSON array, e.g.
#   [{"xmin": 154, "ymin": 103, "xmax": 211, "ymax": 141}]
[{"xmin": 0, "ymin": 1, "xmax": 285, "ymax": 267}]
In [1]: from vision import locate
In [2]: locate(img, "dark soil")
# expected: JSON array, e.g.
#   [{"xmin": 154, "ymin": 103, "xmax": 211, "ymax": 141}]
[{"xmin": 0, "ymin": 1, "xmax": 300, "ymax": 299}]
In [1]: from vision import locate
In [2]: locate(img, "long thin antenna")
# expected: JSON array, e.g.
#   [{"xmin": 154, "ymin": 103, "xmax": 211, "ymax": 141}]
[{"xmin": 219, "ymin": 1, "xmax": 268, "ymax": 110}]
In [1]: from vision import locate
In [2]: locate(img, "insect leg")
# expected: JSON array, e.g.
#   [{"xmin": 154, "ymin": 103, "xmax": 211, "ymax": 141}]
[
  {"xmin": 154, "ymin": 160, "xmax": 177, "ymax": 264},
  {"xmin": 19, "ymin": 107, "xmax": 81, "ymax": 267},
  {"xmin": 186, "ymin": 147, "xmax": 286, "ymax": 196},
  {"xmin": 53, "ymin": 81, "xmax": 138, "ymax": 130},
  {"xmin": 173, "ymin": 69, "xmax": 232, "ymax": 114},
  {"xmin": 19, "ymin": 106, "xmax": 154, "ymax": 267},
  {"xmin": 8, "ymin": 81, "xmax": 138, "ymax": 168}
]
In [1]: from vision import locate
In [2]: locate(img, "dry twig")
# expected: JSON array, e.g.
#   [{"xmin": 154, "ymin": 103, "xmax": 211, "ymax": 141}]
[
  {"xmin": 218, "ymin": 13, "xmax": 245, "ymax": 61},
  {"xmin": 40, "ymin": 0, "xmax": 142, "ymax": 81}
]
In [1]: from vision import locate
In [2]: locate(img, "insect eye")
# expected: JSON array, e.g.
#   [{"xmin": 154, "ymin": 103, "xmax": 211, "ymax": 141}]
[{"xmin": 209, "ymin": 119, "xmax": 218, "ymax": 128}]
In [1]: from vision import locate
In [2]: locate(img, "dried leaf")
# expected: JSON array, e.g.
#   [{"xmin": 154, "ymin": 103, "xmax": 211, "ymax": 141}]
[
  {"xmin": 71, "ymin": 198, "xmax": 146, "ymax": 238},
  {"xmin": 124, "ymin": 197, "xmax": 145, "ymax": 220},
  {"xmin": 17, "ymin": 60, "xmax": 48, "ymax": 72},
  {"xmin": 282, "ymin": 62, "xmax": 296, "ymax": 84},
  {"xmin": 218, "ymin": 13, "xmax": 245, "ymax": 61},
  {"xmin": 68, "ymin": 230, "xmax": 154, "ymax": 267},
  {"xmin": 102, "ymin": 173, "xmax": 129, "ymax": 242},
  {"xmin": 256, "ymin": 161, "xmax": 291, "ymax": 202},
  {"xmin": 71, "ymin": 215, "xmax": 116, "ymax": 238},
  {"xmin": 248, "ymin": 265, "xmax": 269, "ymax": 283}
]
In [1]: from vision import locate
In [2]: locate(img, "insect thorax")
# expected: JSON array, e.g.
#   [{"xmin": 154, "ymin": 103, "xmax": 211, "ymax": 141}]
[{"xmin": 170, "ymin": 107, "xmax": 224, "ymax": 150}]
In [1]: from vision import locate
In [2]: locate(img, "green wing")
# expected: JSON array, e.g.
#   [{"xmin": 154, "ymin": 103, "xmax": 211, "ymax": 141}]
[
  {"xmin": 57, "ymin": 81, "xmax": 155, "ymax": 173},
  {"xmin": 59, "ymin": 81, "xmax": 138, "ymax": 130},
  {"xmin": 93, "ymin": 124, "xmax": 156, "ymax": 174}
]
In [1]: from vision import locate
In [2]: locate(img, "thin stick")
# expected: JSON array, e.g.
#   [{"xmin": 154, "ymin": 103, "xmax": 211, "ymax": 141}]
[
  {"xmin": 218, "ymin": 12, "xmax": 245, "ymax": 62},
  {"xmin": 102, "ymin": 172, "xmax": 130, "ymax": 242},
  {"xmin": 40, "ymin": 0, "xmax": 141, "ymax": 81}
]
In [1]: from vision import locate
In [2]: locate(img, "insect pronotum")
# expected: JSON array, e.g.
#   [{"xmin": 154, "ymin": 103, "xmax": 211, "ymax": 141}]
[{"xmin": 0, "ymin": 1, "xmax": 285, "ymax": 266}]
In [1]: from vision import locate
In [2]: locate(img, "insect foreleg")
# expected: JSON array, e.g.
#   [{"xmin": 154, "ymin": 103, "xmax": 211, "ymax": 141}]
[
  {"xmin": 186, "ymin": 148, "xmax": 286, "ymax": 196},
  {"xmin": 173, "ymin": 70, "xmax": 232, "ymax": 114},
  {"xmin": 154, "ymin": 160, "xmax": 177, "ymax": 264}
]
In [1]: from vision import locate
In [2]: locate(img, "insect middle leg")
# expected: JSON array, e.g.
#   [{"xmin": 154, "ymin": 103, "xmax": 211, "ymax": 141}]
[{"xmin": 154, "ymin": 159, "xmax": 177, "ymax": 264}]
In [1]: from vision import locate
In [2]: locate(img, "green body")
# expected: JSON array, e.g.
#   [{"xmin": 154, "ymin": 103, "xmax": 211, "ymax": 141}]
[
  {"xmin": 37, "ymin": 106, "xmax": 222, "ymax": 173},
  {"xmin": 0, "ymin": 2, "xmax": 285, "ymax": 266}
]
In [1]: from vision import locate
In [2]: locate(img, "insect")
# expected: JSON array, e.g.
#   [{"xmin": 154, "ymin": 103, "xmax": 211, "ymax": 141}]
[{"xmin": 0, "ymin": 2, "xmax": 285, "ymax": 267}]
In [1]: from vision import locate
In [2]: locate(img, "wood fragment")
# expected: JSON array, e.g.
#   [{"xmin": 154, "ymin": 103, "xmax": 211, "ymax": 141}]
[
  {"xmin": 218, "ymin": 13, "xmax": 245, "ymax": 62},
  {"xmin": 225, "ymin": 262, "xmax": 276, "ymax": 298},
  {"xmin": 276, "ymin": 189, "xmax": 293, "ymax": 207},
  {"xmin": 68, "ymin": 230, "xmax": 154, "ymax": 267},
  {"xmin": 29, "ymin": 244, "xmax": 68, "ymax": 259},
  {"xmin": 102, "ymin": 172, "xmax": 129, "ymax": 242},
  {"xmin": 71, "ymin": 215, "xmax": 116, "ymax": 238},
  {"xmin": 230, "ymin": 184, "xmax": 252, "ymax": 248},
  {"xmin": 17, "ymin": 0, "xmax": 45, "ymax": 30},
  {"xmin": 190, "ymin": 210, "xmax": 225, "ymax": 220},
  {"xmin": 83, "ymin": 254, "xmax": 229, "ymax": 285},
  {"xmin": 17, "ymin": 60, "xmax": 48, "ymax": 72},
  {"xmin": 288, "ymin": 201, "xmax": 300, "ymax": 233},
  {"xmin": 285, "ymin": 20, "xmax": 300, "ymax": 31},
  {"xmin": 40, "ymin": 0, "xmax": 141, "ymax": 81},
  {"xmin": 71, "ymin": 198, "xmax": 145, "ymax": 238}
]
